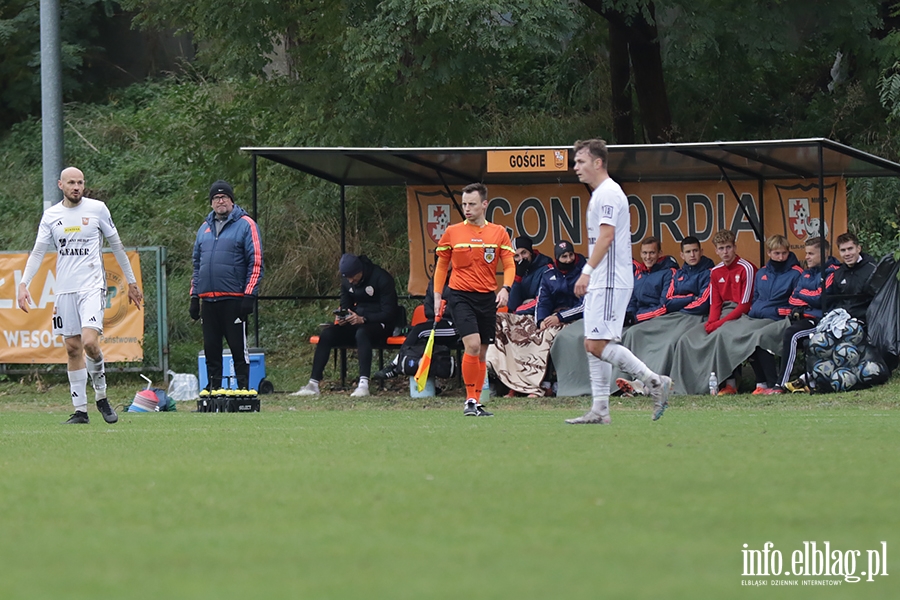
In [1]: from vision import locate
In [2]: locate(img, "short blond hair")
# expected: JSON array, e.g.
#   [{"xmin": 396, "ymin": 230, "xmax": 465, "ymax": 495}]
[{"xmin": 765, "ymin": 234, "xmax": 789, "ymax": 251}]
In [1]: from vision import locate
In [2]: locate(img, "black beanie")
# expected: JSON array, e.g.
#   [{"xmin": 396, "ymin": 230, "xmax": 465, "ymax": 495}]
[
  {"xmin": 339, "ymin": 253, "xmax": 364, "ymax": 278},
  {"xmin": 513, "ymin": 236, "xmax": 534, "ymax": 254},
  {"xmin": 555, "ymin": 240, "xmax": 575, "ymax": 261},
  {"xmin": 209, "ymin": 180, "xmax": 234, "ymax": 203}
]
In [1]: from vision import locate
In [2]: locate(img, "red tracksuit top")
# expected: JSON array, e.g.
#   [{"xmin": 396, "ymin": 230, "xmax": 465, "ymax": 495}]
[{"xmin": 707, "ymin": 255, "xmax": 757, "ymax": 325}]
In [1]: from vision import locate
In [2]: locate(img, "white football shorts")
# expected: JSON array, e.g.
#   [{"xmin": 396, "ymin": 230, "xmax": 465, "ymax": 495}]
[
  {"xmin": 583, "ymin": 287, "xmax": 631, "ymax": 341},
  {"xmin": 52, "ymin": 288, "xmax": 105, "ymax": 337}
]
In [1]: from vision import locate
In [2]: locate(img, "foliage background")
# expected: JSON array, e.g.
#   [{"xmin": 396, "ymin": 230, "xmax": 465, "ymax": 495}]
[{"xmin": 2, "ymin": 0, "xmax": 900, "ymax": 374}]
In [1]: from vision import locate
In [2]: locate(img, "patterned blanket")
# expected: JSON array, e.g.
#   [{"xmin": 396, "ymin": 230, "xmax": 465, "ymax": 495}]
[{"xmin": 486, "ymin": 313, "xmax": 561, "ymax": 395}]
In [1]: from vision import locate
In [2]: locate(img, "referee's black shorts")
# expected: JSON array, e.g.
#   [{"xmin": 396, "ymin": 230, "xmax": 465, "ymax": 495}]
[{"xmin": 446, "ymin": 287, "xmax": 497, "ymax": 345}]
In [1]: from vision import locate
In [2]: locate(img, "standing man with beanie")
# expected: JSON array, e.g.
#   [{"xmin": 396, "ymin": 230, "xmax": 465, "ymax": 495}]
[
  {"xmin": 191, "ymin": 180, "xmax": 264, "ymax": 391},
  {"xmin": 18, "ymin": 167, "xmax": 143, "ymax": 424},
  {"xmin": 293, "ymin": 253, "xmax": 399, "ymax": 397},
  {"xmin": 433, "ymin": 182, "xmax": 516, "ymax": 416}
]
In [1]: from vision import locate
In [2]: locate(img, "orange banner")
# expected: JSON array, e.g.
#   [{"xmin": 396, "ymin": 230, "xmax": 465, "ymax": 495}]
[
  {"xmin": 407, "ymin": 179, "xmax": 846, "ymax": 294},
  {"xmin": 0, "ymin": 251, "xmax": 144, "ymax": 363}
]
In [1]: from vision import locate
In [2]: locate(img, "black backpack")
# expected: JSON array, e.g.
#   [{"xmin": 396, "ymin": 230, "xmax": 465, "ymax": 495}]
[{"xmin": 398, "ymin": 341, "xmax": 456, "ymax": 379}]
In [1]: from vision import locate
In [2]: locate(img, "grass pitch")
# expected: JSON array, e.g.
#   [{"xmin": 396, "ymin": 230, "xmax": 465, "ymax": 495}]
[{"xmin": 1, "ymin": 382, "xmax": 898, "ymax": 599}]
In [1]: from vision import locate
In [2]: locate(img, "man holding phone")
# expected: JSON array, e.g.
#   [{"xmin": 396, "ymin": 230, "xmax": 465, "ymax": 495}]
[{"xmin": 294, "ymin": 253, "xmax": 400, "ymax": 397}]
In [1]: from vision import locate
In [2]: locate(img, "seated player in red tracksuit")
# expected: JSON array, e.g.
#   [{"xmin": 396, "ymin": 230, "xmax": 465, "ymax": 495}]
[{"xmin": 704, "ymin": 229, "xmax": 757, "ymax": 394}]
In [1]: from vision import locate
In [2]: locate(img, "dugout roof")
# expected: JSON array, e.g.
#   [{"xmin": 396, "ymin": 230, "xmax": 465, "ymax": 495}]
[{"xmin": 242, "ymin": 138, "xmax": 900, "ymax": 186}]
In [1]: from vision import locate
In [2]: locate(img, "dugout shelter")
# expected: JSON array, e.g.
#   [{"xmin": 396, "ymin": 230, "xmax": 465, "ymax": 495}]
[{"xmin": 243, "ymin": 138, "xmax": 900, "ymax": 304}]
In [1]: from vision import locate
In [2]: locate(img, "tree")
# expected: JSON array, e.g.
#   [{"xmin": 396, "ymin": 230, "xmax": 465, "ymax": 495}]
[
  {"xmin": 581, "ymin": 0, "xmax": 671, "ymax": 143},
  {"xmin": 122, "ymin": 0, "xmax": 593, "ymax": 145}
]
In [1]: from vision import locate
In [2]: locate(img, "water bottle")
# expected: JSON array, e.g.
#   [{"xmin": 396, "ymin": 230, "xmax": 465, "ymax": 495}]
[
  {"xmin": 708, "ymin": 372, "xmax": 718, "ymax": 396},
  {"xmin": 479, "ymin": 370, "xmax": 491, "ymax": 403}
]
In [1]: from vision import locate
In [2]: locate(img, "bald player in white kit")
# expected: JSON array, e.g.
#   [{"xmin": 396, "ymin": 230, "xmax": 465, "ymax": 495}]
[
  {"xmin": 17, "ymin": 167, "xmax": 143, "ymax": 424},
  {"xmin": 567, "ymin": 139, "xmax": 672, "ymax": 425}
]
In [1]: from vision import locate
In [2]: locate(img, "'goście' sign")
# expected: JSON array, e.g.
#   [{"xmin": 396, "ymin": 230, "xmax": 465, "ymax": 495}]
[{"xmin": 486, "ymin": 149, "xmax": 568, "ymax": 173}]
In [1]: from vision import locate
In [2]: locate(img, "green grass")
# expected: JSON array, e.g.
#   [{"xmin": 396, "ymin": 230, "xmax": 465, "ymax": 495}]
[{"xmin": 1, "ymin": 379, "xmax": 899, "ymax": 599}]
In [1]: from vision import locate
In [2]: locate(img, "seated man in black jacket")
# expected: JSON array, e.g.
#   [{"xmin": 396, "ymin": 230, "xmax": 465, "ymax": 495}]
[
  {"xmin": 825, "ymin": 232, "xmax": 878, "ymax": 321},
  {"xmin": 293, "ymin": 253, "xmax": 399, "ymax": 397}
]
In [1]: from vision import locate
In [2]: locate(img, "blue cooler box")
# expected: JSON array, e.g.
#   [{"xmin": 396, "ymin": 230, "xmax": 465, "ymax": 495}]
[{"xmin": 198, "ymin": 348, "xmax": 266, "ymax": 391}]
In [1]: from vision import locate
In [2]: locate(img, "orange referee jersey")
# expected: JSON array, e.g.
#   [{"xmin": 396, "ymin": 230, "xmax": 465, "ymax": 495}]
[{"xmin": 434, "ymin": 220, "xmax": 515, "ymax": 293}]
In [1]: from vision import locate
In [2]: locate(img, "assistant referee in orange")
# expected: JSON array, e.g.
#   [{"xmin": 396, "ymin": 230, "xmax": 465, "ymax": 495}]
[{"xmin": 433, "ymin": 183, "xmax": 516, "ymax": 416}]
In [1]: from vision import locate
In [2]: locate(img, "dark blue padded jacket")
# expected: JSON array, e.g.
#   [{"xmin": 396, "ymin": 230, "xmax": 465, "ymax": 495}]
[
  {"xmin": 664, "ymin": 256, "xmax": 716, "ymax": 315},
  {"xmin": 508, "ymin": 251, "xmax": 552, "ymax": 315},
  {"xmin": 536, "ymin": 255, "xmax": 586, "ymax": 325},
  {"xmin": 191, "ymin": 205, "xmax": 263, "ymax": 300},
  {"xmin": 628, "ymin": 255, "xmax": 678, "ymax": 321},
  {"xmin": 788, "ymin": 258, "xmax": 840, "ymax": 320},
  {"xmin": 748, "ymin": 252, "xmax": 803, "ymax": 320}
]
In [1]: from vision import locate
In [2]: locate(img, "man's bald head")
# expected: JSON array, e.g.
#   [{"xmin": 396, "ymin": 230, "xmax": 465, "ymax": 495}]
[{"xmin": 58, "ymin": 167, "xmax": 85, "ymax": 205}]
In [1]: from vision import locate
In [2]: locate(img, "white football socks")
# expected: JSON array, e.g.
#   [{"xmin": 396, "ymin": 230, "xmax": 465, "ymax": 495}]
[
  {"xmin": 68, "ymin": 368, "xmax": 88, "ymax": 412},
  {"xmin": 600, "ymin": 343, "xmax": 659, "ymax": 387},
  {"xmin": 587, "ymin": 354, "xmax": 611, "ymax": 417},
  {"xmin": 85, "ymin": 353, "xmax": 107, "ymax": 400}
]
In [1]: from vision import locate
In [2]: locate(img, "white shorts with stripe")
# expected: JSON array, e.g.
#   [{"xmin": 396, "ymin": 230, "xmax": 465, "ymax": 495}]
[
  {"xmin": 583, "ymin": 287, "xmax": 631, "ymax": 342},
  {"xmin": 53, "ymin": 289, "xmax": 105, "ymax": 338}
]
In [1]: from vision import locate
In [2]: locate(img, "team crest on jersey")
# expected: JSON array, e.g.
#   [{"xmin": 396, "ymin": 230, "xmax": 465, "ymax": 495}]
[
  {"xmin": 484, "ymin": 247, "xmax": 496, "ymax": 263},
  {"xmin": 82, "ymin": 217, "xmax": 89, "ymax": 225},
  {"xmin": 427, "ymin": 204, "xmax": 451, "ymax": 244},
  {"xmin": 735, "ymin": 275, "xmax": 741, "ymax": 282}
]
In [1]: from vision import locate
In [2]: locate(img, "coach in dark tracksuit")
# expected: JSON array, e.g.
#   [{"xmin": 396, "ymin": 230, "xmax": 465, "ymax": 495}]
[{"xmin": 191, "ymin": 180, "xmax": 264, "ymax": 391}]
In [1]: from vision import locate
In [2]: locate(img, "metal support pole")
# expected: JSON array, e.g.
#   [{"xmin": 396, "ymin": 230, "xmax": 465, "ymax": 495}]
[
  {"xmin": 758, "ymin": 179, "xmax": 765, "ymax": 267},
  {"xmin": 818, "ymin": 143, "xmax": 828, "ymax": 305},
  {"xmin": 340, "ymin": 185, "xmax": 347, "ymax": 254},
  {"xmin": 158, "ymin": 246, "xmax": 170, "ymax": 383},
  {"xmin": 40, "ymin": 0, "xmax": 64, "ymax": 210},
  {"xmin": 251, "ymin": 154, "xmax": 260, "ymax": 347}
]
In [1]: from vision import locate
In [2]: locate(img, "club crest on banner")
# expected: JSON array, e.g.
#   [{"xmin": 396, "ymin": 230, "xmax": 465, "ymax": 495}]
[
  {"xmin": 427, "ymin": 204, "xmax": 451, "ymax": 244},
  {"xmin": 553, "ymin": 150, "xmax": 566, "ymax": 170},
  {"xmin": 776, "ymin": 183, "xmax": 838, "ymax": 247},
  {"xmin": 788, "ymin": 198, "xmax": 810, "ymax": 239},
  {"xmin": 788, "ymin": 198, "xmax": 827, "ymax": 240}
]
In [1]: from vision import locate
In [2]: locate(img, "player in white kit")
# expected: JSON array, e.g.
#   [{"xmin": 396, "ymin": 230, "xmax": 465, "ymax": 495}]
[
  {"xmin": 567, "ymin": 139, "xmax": 672, "ymax": 424},
  {"xmin": 17, "ymin": 167, "xmax": 143, "ymax": 424}
]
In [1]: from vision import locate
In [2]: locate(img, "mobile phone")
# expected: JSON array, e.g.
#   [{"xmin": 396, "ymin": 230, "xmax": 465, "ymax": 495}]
[{"xmin": 333, "ymin": 308, "xmax": 350, "ymax": 318}]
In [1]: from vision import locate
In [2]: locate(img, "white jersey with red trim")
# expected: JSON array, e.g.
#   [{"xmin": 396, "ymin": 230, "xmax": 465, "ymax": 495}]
[
  {"xmin": 586, "ymin": 177, "xmax": 633, "ymax": 291},
  {"xmin": 34, "ymin": 198, "xmax": 122, "ymax": 294}
]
